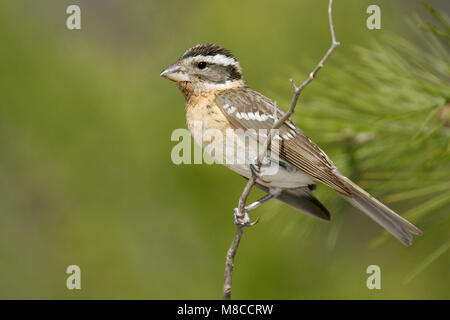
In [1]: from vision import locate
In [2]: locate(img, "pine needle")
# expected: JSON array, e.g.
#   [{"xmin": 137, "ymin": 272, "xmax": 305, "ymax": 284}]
[{"xmin": 403, "ymin": 240, "xmax": 450, "ymax": 284}]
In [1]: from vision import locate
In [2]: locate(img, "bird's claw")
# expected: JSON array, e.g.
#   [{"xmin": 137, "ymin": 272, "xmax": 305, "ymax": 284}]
[{"xmin": 233, "ymin": 208, "xmax": 260, "ymax": 227}]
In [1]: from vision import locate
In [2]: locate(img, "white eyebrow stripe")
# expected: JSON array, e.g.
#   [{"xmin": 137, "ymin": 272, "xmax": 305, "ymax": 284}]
[
  {"xmin": 247, "ymin": 112, "xmax": 256, "ymax": 120},
  {"xmin": 210, "ymin": 54, "xmax": 237, "ymax": 66},
  {"xmin": 186, "ymin": 54, "xmax": 238, "ymax": 67}
]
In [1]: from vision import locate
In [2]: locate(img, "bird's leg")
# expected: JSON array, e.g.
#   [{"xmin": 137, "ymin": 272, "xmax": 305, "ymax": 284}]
[
  {"xmin": 249, "ymin": 156, "xmax": 272, "ymax": 183},
  {"xmin": 249, "ymin": 163, "xmax": 262, "ymax": 178},
  {"xmin": 233, "ymin": 189, "xmax": 280, "ymax": 226},
  {"xmin": 245, "ymin": 192, "xmax": 278, "ymax": 212}
]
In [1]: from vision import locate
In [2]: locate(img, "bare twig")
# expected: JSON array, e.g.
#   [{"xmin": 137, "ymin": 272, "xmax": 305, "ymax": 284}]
[
  {"xmin": 222, "ymin": 0, "xmax": 340, "ymax": 300},
  {"xmin": 278, "ymin": 0, "xmax": 340, "ymax": 128},
  {"xmin": 223, "ymin": 175, "xmax": 256, "ymax": 300},
  {"xmin": 223, "ymin": 226, "xmax": 244, "ymax": 299}
]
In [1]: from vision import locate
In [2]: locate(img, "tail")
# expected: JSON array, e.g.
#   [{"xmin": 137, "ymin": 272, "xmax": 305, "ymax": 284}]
[{"xmin": 339, "ymin": 176, "xmax": 422, "ymax": 246}]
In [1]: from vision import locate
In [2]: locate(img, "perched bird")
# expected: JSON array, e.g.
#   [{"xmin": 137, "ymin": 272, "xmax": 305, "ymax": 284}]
[{"xmin": 160, "ymin": 43, "xmax": 422, "ymax": 246}]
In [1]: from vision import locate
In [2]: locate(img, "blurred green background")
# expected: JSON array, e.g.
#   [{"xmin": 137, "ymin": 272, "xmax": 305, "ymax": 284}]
[{"xmin": 0, "ymin": 0, "xmax": 448, "ymax": 299}]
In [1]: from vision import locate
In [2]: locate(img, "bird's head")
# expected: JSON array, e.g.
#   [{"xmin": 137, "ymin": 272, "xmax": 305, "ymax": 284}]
[{"xmin": 160, "ymin": 43, "xmax": 246, "ymax": 97}]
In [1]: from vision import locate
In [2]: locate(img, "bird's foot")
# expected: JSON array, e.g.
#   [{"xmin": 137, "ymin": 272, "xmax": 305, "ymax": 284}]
[{"xmin": 233, "ymin": 207, "xmax": 260, "ymax": 227}]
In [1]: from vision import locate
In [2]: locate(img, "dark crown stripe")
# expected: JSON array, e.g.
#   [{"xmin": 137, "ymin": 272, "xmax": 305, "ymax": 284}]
[{"xmin": 181, "ymin": 43, "xmax": 236, "ymax": 60}]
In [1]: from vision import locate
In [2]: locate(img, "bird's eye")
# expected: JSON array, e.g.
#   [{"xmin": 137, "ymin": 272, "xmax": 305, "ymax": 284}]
[{"xmin": 197, "ymin": 61, "xmax": 207, "ymax": 69}]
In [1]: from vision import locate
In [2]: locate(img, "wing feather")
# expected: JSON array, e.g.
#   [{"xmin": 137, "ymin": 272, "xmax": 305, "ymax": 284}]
[{"xmin": 216, "ymin": 87, "xmax": 350, "ymax": 195}]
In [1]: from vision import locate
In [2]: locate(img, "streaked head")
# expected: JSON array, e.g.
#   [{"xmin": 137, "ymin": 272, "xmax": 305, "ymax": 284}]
[{"xmin": 160, "ymin": 44, "xmax": 245, "ymax": 93}]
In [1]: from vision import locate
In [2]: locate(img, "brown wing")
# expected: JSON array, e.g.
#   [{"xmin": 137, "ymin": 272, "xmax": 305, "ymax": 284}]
[{"xmin": 216, "ymin": 87, "xmax": 350, "ymax": 195}]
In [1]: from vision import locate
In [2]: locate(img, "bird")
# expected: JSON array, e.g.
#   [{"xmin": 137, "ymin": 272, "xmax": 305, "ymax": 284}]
[{"xmin": 160, "ymin": 43, "xmax": 422, "ymax": 246}]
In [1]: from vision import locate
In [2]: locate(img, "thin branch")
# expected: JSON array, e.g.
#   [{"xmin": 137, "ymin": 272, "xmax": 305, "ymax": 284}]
[
  {"xmin": 278, "ymin": 0, "xmax": 340, "ymax": 128},
  {"xmin": 223, "ymin": 176, "xmax": 255, "ymax": 300},
  {"xmin": 222, "ymin": 0, "xmax": 340, "ymax": 300},
  {"xmin": 238, "ymin": 176, "xmax": 258, "ymax": 214},
  {"xmin": 223, "ymin": 226, "xmax": 244, "ymax": 300}
]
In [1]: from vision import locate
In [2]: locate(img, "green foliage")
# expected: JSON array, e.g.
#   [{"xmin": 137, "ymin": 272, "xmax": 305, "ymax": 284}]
[
  {"xmin": 421, "ymin": 0, "xmax": 450, "ymax": 40},
  {"xmin": 283, "ymin": 8, "xmax": 450, "ymax": 249}
]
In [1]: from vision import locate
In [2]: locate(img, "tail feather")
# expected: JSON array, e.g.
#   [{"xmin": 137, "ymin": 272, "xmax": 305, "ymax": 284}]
[{"xmin": 339, "ymin": 176, "xmax": 422, "ymax": 246}]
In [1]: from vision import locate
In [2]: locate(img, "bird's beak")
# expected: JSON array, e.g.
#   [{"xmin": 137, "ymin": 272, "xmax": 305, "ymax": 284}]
[{"xmin": 160, "ymin": 63, "xmax": 190, "ymax": 82}]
